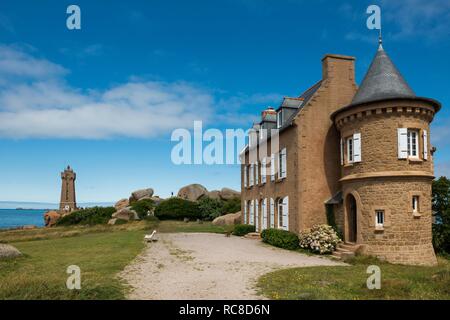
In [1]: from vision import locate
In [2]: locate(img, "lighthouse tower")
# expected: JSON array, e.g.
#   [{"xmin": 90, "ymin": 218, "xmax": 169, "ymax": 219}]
[{"xmin": 59, "ymin": 165, "xmax": 77, "ymax": 213}]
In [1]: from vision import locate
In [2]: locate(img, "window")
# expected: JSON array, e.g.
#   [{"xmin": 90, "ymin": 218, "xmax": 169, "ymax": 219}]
[
  {"xmin": 277, "ymin": 197, "xmax": 289, "ymax": 230},
  {"xmin": 249, "ymin": 164, "xmax": 254, "ymax": 186},
  {"xmin": 347, "ymin": 136, "xmax": 354, "ymax": 163},
  {"xmin": 255, "ymin": 162, "xmax": 259, "ymax": 185},
  {"xmin": 375, "ymin": 210, "xmax": 384, "ymax": 228},
  {"xmin": 277, "ymin": 198, "xmax": 284, "ymax": 228},
  {"xmin": 277, "ymin": 110, "xmax": 283, "ymax": 128},
  {"xmin": 407, "ymin": 129, "xmax": 419, "ymax": 158},
  {"xmin": 278, "ymin": 148, "xmax": 287, "ymax": 179},
  {"xmin": 261, "ymin": 158, "xmax": 267, "ymax": 184},
  {"xmin": 412, "ymin": 196, "xmax": 419, "ymax": 214}
]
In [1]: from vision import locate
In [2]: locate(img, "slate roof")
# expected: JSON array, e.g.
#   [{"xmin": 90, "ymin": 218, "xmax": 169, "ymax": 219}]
[
  {"xmin": 278, "ymin": 80, "xmax": 322, "ymax": 131},
  {"xmin": 351, "ymin": 44, "xmax": 415, "ymax": 106}
]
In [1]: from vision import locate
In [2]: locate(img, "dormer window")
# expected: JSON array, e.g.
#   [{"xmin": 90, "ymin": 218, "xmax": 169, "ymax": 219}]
[{"xmin": 277, "ymin": 110, "xmax": 283, "ymax": 129}]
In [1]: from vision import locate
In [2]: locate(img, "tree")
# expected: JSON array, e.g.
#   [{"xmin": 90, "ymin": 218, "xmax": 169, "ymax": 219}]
[{"xmin": 432, "ymin": 177, "xmax": 450, "ymax": 254}]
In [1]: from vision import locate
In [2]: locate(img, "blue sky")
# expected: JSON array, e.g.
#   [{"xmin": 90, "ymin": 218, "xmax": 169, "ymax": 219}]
[{"xmin": 0, "ymin": 0, "xmax": 449, "ymax": 203}]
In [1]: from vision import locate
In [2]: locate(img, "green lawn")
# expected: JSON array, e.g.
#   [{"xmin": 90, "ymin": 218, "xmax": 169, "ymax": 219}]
[
  {"xmin": 156, "ymin": 220, "xmax": 234, "ymax": 234},
  {"xmin": 0, "ymin": 229, "xmax": 146, "ymax": 299},
  {"xmin": 257, "ymin": 255, "xmax": 450, "ymax": 300},
  {"xmin": 0, "ymin": 220, "xmax": 233, "ymax": 299}
]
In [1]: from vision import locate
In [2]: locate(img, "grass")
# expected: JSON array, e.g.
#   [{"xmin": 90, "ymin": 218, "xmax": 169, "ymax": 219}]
[
  {"xmin": 0, "ymin": 229, "xmax": 146, "ymax": 299},
  {"xmin": 257, "ymin": 255, "xmax": 450, "ymax": 300},
  {"xmin": 156, "ymin": 220, "xmax": 234, "ymax": 234},
  {"xmin": 0, "ymin": 220, "xmax": 157, "ymax": 243},
  {"xmin": 0, "ymin": 219, "xmax": 234, "ymax": 299}
]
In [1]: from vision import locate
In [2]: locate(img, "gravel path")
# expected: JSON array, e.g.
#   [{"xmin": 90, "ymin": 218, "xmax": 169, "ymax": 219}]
[{"xmin": 120, "ymin": 233, "xmax": 345, "ymax": 300}]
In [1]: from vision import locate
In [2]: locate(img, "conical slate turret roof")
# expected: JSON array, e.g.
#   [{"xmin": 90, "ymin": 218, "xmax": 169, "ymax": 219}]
[{"xmin": 351, "ymin": 44, "xmax": 415, "ymax": 105}]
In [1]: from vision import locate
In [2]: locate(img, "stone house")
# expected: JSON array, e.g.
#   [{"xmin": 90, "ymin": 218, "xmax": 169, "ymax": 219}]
[{"xmin": 240, "ymin": 41, "xmax": 441, "ymax": 266}]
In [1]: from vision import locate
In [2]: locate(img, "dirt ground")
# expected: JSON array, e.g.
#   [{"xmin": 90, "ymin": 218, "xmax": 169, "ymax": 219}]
[{"xmin": 120, "ymin": 233, "xmax": 345, "ymax": 300}]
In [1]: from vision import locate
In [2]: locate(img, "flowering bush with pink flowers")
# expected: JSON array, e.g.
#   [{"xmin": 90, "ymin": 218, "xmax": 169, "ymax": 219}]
[{"xmin": 299, "ymin": 224, "xmax": 341, "ymax": 254}]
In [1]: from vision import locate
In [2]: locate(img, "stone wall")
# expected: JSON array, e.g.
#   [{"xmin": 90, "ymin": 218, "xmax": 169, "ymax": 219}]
[
  {"xmin": 343, "ymin": 177, "xmax": 437, "ymax": 266},
  {"xmin": 334, "ymin": 99, "xmax": 439, "ymax": 266}
]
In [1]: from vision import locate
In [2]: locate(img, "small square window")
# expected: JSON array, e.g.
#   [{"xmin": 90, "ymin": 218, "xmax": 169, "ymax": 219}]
[{"xmin": 375, "ymin": 210, "xmax": 384, "ymax": 227}]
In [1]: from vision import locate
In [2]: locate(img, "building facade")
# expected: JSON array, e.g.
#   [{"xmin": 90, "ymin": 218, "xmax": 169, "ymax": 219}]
[
  {"xmin": 59, "ymin": 165, "xmax": 77, "ymax": 213},
  {"xmin": 240, "ymin": 43, "xmax": 441, "ymax": 266}
]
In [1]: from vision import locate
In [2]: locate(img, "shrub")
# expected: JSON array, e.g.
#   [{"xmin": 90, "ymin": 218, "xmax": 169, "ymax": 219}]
[
  {"xmin": 232, "ymin": 224, "xmax": 255, "ymax": 236},
  {"xmin": 130, "ymin": 198, "xmax": 155, "ymax": 219},
  {"xmin": 56, "ymin": 207, "xmax": 116, "ymax": 226},
  {"xmin": 432, "ymin": 177, "xmax": 450, "ymax": 254},
  {"xmin": 198, "ymin": 197, "xmax": 224, "ymax": 221},
  {"xmin": 222, "ymin": 197, "xmax": 241, "ymax": 214},
  {"xmin": 299, "ymin": 224, "xmax": 341, "ymax": 254},
  {"xmin": 154, "ymin": 198, "xmax": 200, "ymax": 220},
  {"xmin": 261, "ymin": 228, "xmax": 299, "ymax": 250}
]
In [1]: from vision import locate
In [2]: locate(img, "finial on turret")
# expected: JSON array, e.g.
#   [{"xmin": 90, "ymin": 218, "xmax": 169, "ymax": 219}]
[{"xmin": 378, "ymin": 29, "xmax": 383, "ymax": 50}]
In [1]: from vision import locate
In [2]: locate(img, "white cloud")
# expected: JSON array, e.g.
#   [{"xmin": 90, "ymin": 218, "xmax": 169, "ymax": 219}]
[
  {"xmin": 0, "ymin": 45, "xmax": 68, "ymax": 80},
  {"xmin": 0, "ymin": 45, "xmax": 278, "ymax": 139},
  {"xmin": 381, "ymin": 0, "xmax": 450, "ymax": 41},
  {"xmin": 0, "ymin": 79, "xmax": 214, "ymax": 139}
]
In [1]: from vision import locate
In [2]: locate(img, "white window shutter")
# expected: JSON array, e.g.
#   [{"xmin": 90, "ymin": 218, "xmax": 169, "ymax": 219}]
[
  {"xmin": 249, "ymin": 200, "xmax": 254, "ymax": 225},
  {"xmin": 262, "ymin": 199, "xmax": 267, "ymax": 230},
  {"xmin": 353, "ymin": 133, "xmax": 362, "ymax": 163},
  {"xmin": 255, "ymin": 200, "xmax": 259, "ymax": 232},
  {"xmin": 340, "ymin": 138, "xmax": 344, "ymax": 165},
  {"xmin": 423, "ymin": 130, "xmax": 428, "ymax": 160},
  {"xmin": 255, "ymin": 162, "xmax": 259, "ymax": 185},
  {"xmin": 282, "ymin": 196, "xmax": 289, "ymax": 231},
  {"xmin": 270, "ymin": 154, "xmax": 275, "ymax": 181},
  {"xmin": 398, "ymin": 128, "xmax": 408, "ymax": 159},
  {"xmin": 243, "ymin": 202, "xmax": 247, "ymax": 224},
  {"xmin": 250, "ymin": 163, "xmax": 254, "ymax": 186},
  {"xmin": 244, "ymin": 166, "xmax": 248, "ymax": 188},
  {"xmin": 261, "ymin": 158, "xmax": 266, "ymax": 183},
  {"xmin": 270, "ymin": 198, "xmax": 275, "ymax": 228},
  {"xmin": 281, "ymin": 148, "xmax": 287, "ymax": 178}
]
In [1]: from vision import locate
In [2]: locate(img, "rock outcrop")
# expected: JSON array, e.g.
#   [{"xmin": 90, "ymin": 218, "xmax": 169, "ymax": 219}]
[
  {"xmin": 207, "ymin": 190, "xmax": 221, "ymax": 200},
  {"xmin": 44, "ymin": 211, "xmax": 61, "ymax": 227},
  {"xmin": 150, "ymin": 196, "xmax": 163, "ymax": 205},
  {"xmin": 212, "ymin": 211, "xmax": 242, "ymax": 226},
  {"xmin": 177, "ymin": 184, "xmax": 208, "ymax": 201},
  {"xmin": 112, "ymin": 207, "xmax": 139, "ymax": 221},
  {"xmin": 114, "ymin": 198, "xmax": 130, "ymax": 211},
  {"xmin": 0, "ymin": 244, "xmax": 22, "ymax": 259},
  {"xmin": 219, "ymin": 188, "xmax": 240, "ymax": 200},
  {"xmin": 130, "ymin": 188, "xmax": 154, "ymax": 202}
]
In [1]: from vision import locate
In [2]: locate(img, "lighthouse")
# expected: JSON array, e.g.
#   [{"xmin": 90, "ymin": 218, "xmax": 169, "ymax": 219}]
[{"xmin": 59, "ymin": 165, "xmax": 77, "ymax": 213}]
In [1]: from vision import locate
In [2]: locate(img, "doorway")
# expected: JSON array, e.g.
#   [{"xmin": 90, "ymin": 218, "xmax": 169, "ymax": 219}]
[{"xmin": 346, "ymin": 194, "xmax": 357, "ymax": 243}]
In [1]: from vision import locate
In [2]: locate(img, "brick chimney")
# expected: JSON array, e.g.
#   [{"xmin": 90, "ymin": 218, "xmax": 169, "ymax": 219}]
[{"xmin": 322, "ymin": 54, "xmax": 356, "ymax": 83}]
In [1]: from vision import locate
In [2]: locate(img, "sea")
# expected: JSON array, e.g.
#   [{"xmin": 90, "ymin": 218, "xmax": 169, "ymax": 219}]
[{"xmin": 0, "ymin": 209, "xmax": 47, "ymax": 229}]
